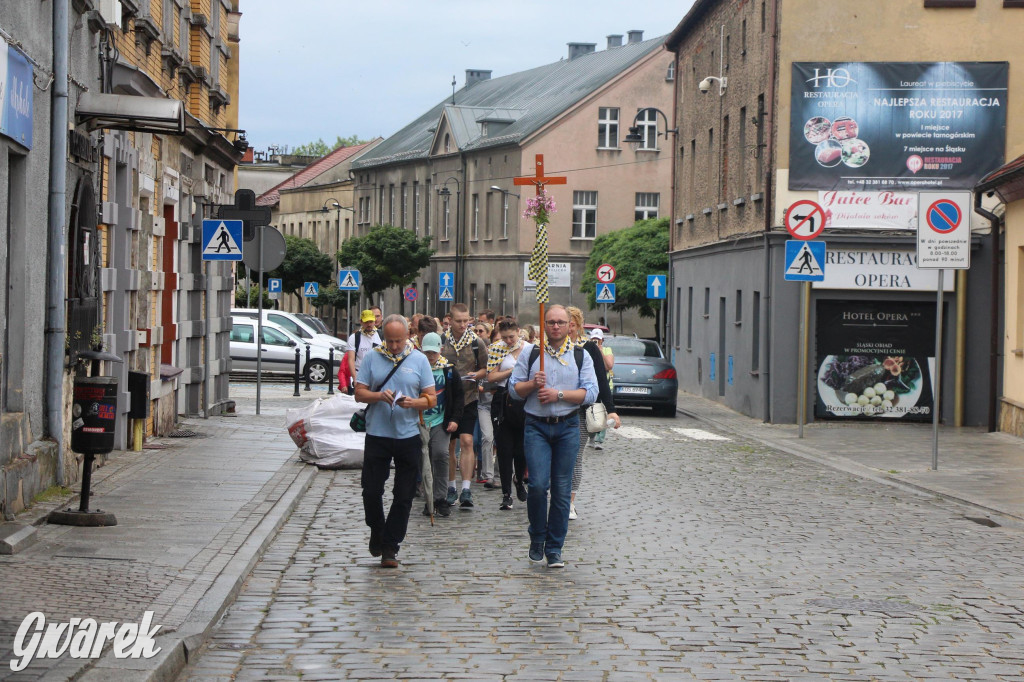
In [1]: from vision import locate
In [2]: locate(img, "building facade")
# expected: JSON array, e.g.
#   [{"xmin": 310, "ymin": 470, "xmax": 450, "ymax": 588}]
[
  {"xmin": 352, "ymin": 32, "xmax": 673, "ymax": 331},
  {"xmin": 666, "ymin": 0, "xmax": 1023, "ymax": 429},
  {"xmin": 1, "ymin": 0, "xmax": 243, "ymax": 518}
]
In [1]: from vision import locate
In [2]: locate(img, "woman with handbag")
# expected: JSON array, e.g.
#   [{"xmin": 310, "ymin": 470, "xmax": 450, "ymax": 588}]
[
  {"xmin": 566, "ymin": 307, "xmax": 620, "ymax": 521},
  {"xmin": 486, "ymin": 318, "xmax": 529, "ymax": 510}
]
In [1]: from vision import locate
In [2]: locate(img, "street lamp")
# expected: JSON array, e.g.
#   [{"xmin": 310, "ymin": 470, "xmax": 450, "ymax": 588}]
[
  {"xmin": 490, "ymin": 185, "xmax": 520, "ymax": 240},
  {"xmin": 623, "ymin": 107, "xmax": 679, "ymax": 150},
  {"xmin": 320, "ymin": 198, "xmax": 354, "ymax": 335},
  {"xmin": 437, "ymin": 177, "xmax": 461, "ymax": 304}
]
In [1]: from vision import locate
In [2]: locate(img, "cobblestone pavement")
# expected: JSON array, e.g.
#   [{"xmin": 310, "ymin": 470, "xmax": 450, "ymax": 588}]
[{"xmin": 182, "ymin": 411, "xmax": 1024, "ymax": 681}]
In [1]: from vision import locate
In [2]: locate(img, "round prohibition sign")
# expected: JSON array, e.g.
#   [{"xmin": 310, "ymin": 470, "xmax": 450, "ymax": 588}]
[
  {"xmin": 926, "ymin": 199, "xmax": 962, "ymax": 234},
  {"xmin": 785, "ymin": 200, "xmax": 826, "ymax": 240},
  {"xmin": 596, "ymin": 263, "xmax": 617, "ymax": 283},
  {"xmin": 403, "ymin": 287, "xmax": 418, "ymax": 302}
]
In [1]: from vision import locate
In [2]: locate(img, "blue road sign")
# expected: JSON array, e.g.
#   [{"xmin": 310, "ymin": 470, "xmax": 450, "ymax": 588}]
[
  {"xmin": 925, "ymin": 199, "xmax": 962, "ymax": 233},
  {"xmin": 201, "ymin": 219, "xmax": 244, "ymax": 261},
  {"xmin": 439, "ymin": 271, "xmax": 454, "ymax": 290},
  {"xmin": 595, "ymin": 283, "xmax": 616, "ymax": 304},
  {"xmin": 337, "ymin": 269, "xmax": 361, "ymax": 291},
  {"xmin": 268, "ymin": 278, "xmax": 282, "ymax": 293},
  {"xmin": 303, "ymin": 281, "xmax": 319, "ymax": 297},
  {"xmin": 646, "ymin": 275, "xmax": 667, "ymax": 299},
  {"xmin": 784, "ymin": 240, "xmax": 826, "ymax": 282}
]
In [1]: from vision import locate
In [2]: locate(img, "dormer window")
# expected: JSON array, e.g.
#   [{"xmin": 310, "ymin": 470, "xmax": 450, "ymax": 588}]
[{"xmin": 444, "ymin": 133, "xmax": 451, "ymax": 153}]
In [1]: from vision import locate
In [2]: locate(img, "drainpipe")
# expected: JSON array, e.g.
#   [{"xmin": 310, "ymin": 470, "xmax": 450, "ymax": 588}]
[
  {"xmin": 761, "ymin": 0, "xmax": 779, "ymax": 423},
  {"xmin": 973, "ymin": 192, "xmax": 1001, "ymax": 432},
  {"xmin": 47, "ymin": 0, "xmax": 70, "ymax": 484}
]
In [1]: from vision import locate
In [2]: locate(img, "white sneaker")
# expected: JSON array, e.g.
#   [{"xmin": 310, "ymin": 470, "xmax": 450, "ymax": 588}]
[
  {"xmin": 568, "ymin": 504, "xmax": 578, "ymax": 520},
  {"xmin": 586, "ymin": 440, "xmax": 595, "ymax": 449},
  {"xmin": 593, "ymin": 443, "xmax": 603, "ymax": 450}
]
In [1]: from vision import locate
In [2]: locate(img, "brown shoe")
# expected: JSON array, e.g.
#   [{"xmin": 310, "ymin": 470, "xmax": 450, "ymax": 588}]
[{"xmin": 380, "ymin": 550, "xmax": 399, "ymax": 568}]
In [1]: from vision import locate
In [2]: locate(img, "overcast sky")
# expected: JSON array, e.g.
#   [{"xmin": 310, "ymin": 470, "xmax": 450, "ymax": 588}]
[{"xmin": 239, "ymin": 0, "xmax": 695, "ymax": 152}]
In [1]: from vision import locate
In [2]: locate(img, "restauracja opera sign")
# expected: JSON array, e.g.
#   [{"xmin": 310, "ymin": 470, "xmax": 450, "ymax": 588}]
[{"xmin": 813, "ymin": 248, "xmax": 954, "ymax": 291}]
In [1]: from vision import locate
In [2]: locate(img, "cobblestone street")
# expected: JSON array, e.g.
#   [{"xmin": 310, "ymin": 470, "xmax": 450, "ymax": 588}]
[{"xmin": 183, "ymin": 411, "xmax": 1024, "ymax": 680}]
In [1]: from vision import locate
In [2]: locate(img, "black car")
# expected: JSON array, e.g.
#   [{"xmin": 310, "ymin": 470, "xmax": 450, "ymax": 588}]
[{"xmin": 602, "ymin": 335, "xmax": 678, "ymax": 416}]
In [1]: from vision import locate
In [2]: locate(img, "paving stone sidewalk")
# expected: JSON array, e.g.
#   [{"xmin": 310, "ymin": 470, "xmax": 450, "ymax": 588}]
[
  {"xmin": 674, "ymin": 390, "xmax": 1024, "ymax": 524},
  {"xmin": 0, "ymin": 383, "xmax": 318, "ymax": 681}
]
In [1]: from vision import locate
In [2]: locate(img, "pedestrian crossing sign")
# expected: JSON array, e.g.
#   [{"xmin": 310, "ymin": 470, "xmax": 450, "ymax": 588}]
[
  {"xmin": 596, "ymin": 283, "xmax": 616, "ymax": 304},
  {"xmin": 784, "ymin": 240, "xmax": 826, "ymax": 282},
  {"xmin": 438, "ymin": 286, "xmax": 454, "ymax": 302},
  {"xmin": 201, "ymin": 220, "xmax": 244, "ymax": 261},
  {"xmin": 303, "ymin": 281, "xmax": 319, "ymax": 297},
  {"xmin": 337, "ymin": 269, "xmax": 361, "ymax": 291}
]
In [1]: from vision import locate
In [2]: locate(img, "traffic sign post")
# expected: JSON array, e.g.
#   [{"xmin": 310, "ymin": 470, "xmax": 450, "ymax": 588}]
[
  {"xmin": 784, "ymin": 240, "xmax": 826, "ymax": 282},
  {"xmin": 596, "ymin": 263, "xmax": 617, "ymax": 284},
  {"xmin": 438, "ymin": 272, "xmax": 454, "ymax": 304},
  {"xmin": 785, "ymin": 200, "xmax": 826, "ymax": 240},
  {"xmin": 916, "ymin": 191, "xmax": 971, "ymax": 471},
  {"xmin": 201, "ymin": 220, "xmax": 244, "ymax": 261}
]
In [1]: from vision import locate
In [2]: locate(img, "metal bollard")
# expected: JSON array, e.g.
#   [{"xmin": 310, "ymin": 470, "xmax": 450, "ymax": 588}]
[
  {"xmin": 327, "ymin": 347, "xmax": 335, "ymax": 395},
  {"xmin": 304, "ymin": 345, "xmax": 312, "ymax": 391},
  {"xmin": 293, "ymin": 347, "xmax": 301, "ymax": 396}
]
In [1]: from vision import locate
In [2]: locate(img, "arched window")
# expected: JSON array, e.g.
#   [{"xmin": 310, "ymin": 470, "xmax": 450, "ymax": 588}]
[
  {"xmin": 67, "ymin": 176, "xmax": 101, "ymax": 360},
  {"xmin": 444, "ymin": 133, "xmax": 451, "ymax": 153}
]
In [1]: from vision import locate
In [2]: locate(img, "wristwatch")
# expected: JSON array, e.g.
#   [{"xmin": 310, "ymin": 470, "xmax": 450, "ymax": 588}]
[{"xmin": 557, "ymin": 390, "xmax": 564, "ymax": 401}]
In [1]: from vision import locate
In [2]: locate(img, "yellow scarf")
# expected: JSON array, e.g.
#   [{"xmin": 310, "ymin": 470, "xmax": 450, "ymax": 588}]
[
  {"xmin": 375, "ymin": 343, "xmax": 412, "ymax": 366},
  {"xmin": 430, "ymin": 355, "xmax": 452, "ymax": 370},
  {"xmin": 446, "ymin": 327, "xmax": 478, "ymax": 353},
  {"xmin": 486, "ymin": 339, "xmax": 522, "ymax": 372},
  {"xmin": 544, "ymin": 336, "xmax": 573, "ymax": 367}
]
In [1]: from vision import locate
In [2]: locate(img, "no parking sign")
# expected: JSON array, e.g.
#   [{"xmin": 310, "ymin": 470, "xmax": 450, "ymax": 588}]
[{"xmin": 917, "ymin": 192, "xmax": 970, "ymax": 270}]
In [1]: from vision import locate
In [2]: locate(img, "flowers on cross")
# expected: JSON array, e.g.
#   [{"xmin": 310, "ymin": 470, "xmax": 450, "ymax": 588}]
[{"xmin": 522, "ymin": 190, "xmax": 556, "ymax": 225}]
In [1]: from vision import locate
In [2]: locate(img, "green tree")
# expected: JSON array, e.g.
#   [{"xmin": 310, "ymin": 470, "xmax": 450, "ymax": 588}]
[
  {"xmin": 337, "ymin": 224, "xmax": 434, "ymax": 311},
  {"xmin": 234, "ymin": 283, "xmax": 273, "ymax": 308},
  {"xmin": 580, "ymin": 218, "xmax": 669, "ymax": 337},
  {"xmin": 263, "ymin": 235, "xmax": 334, "ymax": 298},
  {"xmin": 292, "ymin": 135, "xmax": 369, "ymax": 157}
]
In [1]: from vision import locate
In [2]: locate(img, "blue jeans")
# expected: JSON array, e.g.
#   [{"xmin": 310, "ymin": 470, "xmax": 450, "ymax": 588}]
[{"xmin": 523, "ymin": 414, "xmax": 580, "ymax": 557}]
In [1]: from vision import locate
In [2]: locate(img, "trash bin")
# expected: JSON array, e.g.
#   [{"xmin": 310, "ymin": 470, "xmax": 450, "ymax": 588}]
[{"xmin": 70, "ymin": 376, "xmax": 118, "ymax": 455}]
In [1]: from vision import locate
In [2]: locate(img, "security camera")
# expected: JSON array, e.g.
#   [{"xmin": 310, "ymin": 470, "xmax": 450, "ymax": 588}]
[{"xmin": 699, "ymin": 77, "xmax": 712, "ymax": 94}]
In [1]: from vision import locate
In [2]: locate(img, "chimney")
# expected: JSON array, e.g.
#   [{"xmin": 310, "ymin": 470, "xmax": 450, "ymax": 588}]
[
  {"xmin": 627, "ymin": 29, "xmax": 644, "ymax": 44},
  {"xmin": 607, "ymin": 34, "xmax": 623, "ymax": 49},
  {"xmin": 567, "ymin": 42, "xmax": 597, "ymax": 61},
  {"xmin": 465, "ymin": 69, "xmax": 492, "ymax": 87}
]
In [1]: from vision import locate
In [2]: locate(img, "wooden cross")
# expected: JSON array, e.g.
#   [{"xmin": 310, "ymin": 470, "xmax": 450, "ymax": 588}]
[
  {"xmin": 513, "ymin": 154, "xmax": 567, "ymax": 195},
  {"xmin": 513, "ymin": 154, "xmax": 567, "ymax": 371}
]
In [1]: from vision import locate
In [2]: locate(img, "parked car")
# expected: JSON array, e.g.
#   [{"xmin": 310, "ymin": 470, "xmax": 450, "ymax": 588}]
[
  {"xmin": 229, "ymin": 318, "xmax": 337, "ymax": 383},
  {"xmin": 602, "ymin": 335, "xmax": 678, "ymax": 416},
  {"xmin": 231, "ymin": 308, "xmax": 346, "ymax": 354}
]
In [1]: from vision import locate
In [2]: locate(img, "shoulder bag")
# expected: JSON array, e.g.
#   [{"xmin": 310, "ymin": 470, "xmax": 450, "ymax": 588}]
[{"xmin": 349, "ymin": 354, "xmax": 408, "ymax": 432}]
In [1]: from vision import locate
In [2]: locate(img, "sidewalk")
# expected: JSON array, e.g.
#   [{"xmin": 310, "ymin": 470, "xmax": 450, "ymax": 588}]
[
  {"xmin": 675, "ymin": 389, "xmax": 1024, "ymax": 524},
  {"xmin": 0, "ymin": 382, "xmax": 324, "ymax": 681}
]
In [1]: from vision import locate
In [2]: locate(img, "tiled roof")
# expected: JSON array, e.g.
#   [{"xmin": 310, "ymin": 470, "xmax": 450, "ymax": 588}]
[
  {"xmin": 976, "ymin": 152, "xmax": 1024, "ymax": 194},
  {"xmin": 256, "ymin": 140, "xmax": 377, "ymax": 207},
  {"xmin": 352, "ymin": 36, "xmax": 666, "ymax": 170}
]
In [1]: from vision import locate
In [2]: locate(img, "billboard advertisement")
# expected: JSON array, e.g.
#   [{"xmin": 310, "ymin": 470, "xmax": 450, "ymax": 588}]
[
  {"xmin": 815, "ymin": 300, "xmax": 935, "ymax": 422},
  {"xmin": 790, "ymin": 62, "xmax": 1007, "ymax": 191}
]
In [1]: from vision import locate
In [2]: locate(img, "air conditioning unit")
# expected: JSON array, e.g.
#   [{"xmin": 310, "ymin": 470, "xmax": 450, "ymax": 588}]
[{"xmin": 98, "ymin": 0, "xmax": 121, "ymax": 26}]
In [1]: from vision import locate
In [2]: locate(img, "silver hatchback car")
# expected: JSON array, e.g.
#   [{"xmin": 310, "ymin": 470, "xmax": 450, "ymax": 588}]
[{"xmin": 602, "ymin": 336, "xmax": 678, "ymax": 417}]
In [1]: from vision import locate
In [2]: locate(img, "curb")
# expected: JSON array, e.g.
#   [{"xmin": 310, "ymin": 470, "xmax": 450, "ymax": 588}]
[
  {"xmin": 74, "ymin": 462, "xmax": 318, "ymax": 682},
  {"xmin": 675, "ymin": 404, "xmax": 1024, "ymax": 527}
]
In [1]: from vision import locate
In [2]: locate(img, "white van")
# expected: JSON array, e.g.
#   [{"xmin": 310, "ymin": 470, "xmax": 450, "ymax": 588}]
[{"xmin": 230, "ymin": 308, "xmax": 347, "ymax": 354}]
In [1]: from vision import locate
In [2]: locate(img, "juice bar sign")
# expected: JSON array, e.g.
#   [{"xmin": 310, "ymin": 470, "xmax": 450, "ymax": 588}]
[
  {"xmin": 790, "ymin": 62, "xmax": 1007, "ymax": 191},
  {"xmin": 815, "ymin": 301, "xmax": 935, "ymax": 422}
]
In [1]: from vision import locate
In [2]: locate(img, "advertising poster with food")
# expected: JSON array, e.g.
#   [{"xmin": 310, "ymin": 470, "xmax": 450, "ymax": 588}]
[
  {"xmin": 815, "ymin": 301, "xmax": 935, "ymax": 421},
  {"xmin": 790, "ymin": 62, "xmax": 1007, "ymax": 191}
]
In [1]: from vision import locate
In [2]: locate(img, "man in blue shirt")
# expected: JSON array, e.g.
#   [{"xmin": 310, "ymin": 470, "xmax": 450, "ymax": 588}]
[
  {"xmin": 355, "ymin": 315, "xmax": 436, "ymax": 568},
  {"xmin": 509, "ymin": 304, "xmax": 597, "ymax": 568}
]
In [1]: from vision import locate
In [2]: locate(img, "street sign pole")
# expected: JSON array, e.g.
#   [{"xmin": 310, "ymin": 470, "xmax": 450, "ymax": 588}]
[
  {"xmin": 256, "ymin": 225, "xmax": 265, "ymax": 415},
  {"xmin": 246, "ymin": 265, "xmax": 251, "ymax": 307},
  {"xmin": 798, "ymin": 281, "xmax": 810, "ymax": 439},
  {"xmin": 933, "ymin": 269, "xmax": 944, "ymax": 470}
]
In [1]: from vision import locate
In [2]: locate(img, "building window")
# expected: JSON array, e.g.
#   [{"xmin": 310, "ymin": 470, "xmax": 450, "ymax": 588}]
[
  {"xmin": 499, "ymin": 283, "xmax": 507, "ymax": 315},
  {"xmin": 572, "ymin": 191, "xmax": 597, "ymax": 239},
  {"xmin": 484, "ymin": 191, "xmax": 493, "ymax": 240},
  {"xmin": 389, "ymin": 185, "xmax": 395, "ymax": 224},
  {"xmin": 703, "ymin": 287, "xmax": 710, "ymax": 318},
  {"xmin": 471, "ymin": 193, "xmax": 479, "ymax": 240},
  {"xmin": 924, "ymin": 0, "xmax": 975, "ymax": 6},
  {"xmin": 598, "ymin": 107, "xmax": 619, "ymax": 148},
  {"xmin": 637, "ymin": 108, "xmax": 658, "ymax": 150},
  {"xmin": 444, "ymin": 133, "xmax": 451, "ymax": 153},
  {"xmin": 424, "ymin": 184, "xmax": 431, "ymax": 236},
  {"xmin": 752, "ymin": 291, "xmax": 761, "ymax": 372},
  {"xmin": 501, "ymin": 191, "xmax": 509, "ymax": 239},
  {"xmin": 635, "ymin": 193, "xmax": 659, "ymax": 221},
  {"xmin": 401, "ymin": 183, "xmax": 408, "ymax": 228},
  {"xmin": 443, "ymin": 195, "xmax": 450, "ymax": 241},
  {"xmin": 735, "ymin": 289, "xmax": 743, "ymax": 323},
  {"xmin": 413, "ymin": 182, "xmax": 420, "ymax": 234},
  {"xmin": 666, "ymin": 60, "xmax": 675, "ymax": 81},
  {"xmin": 687, "ymin": 287, "xmax": 693, "ymax": 349},
  {"xmin": 378, "ymin": 186, "xmax": 384, "ymax": 223}
]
